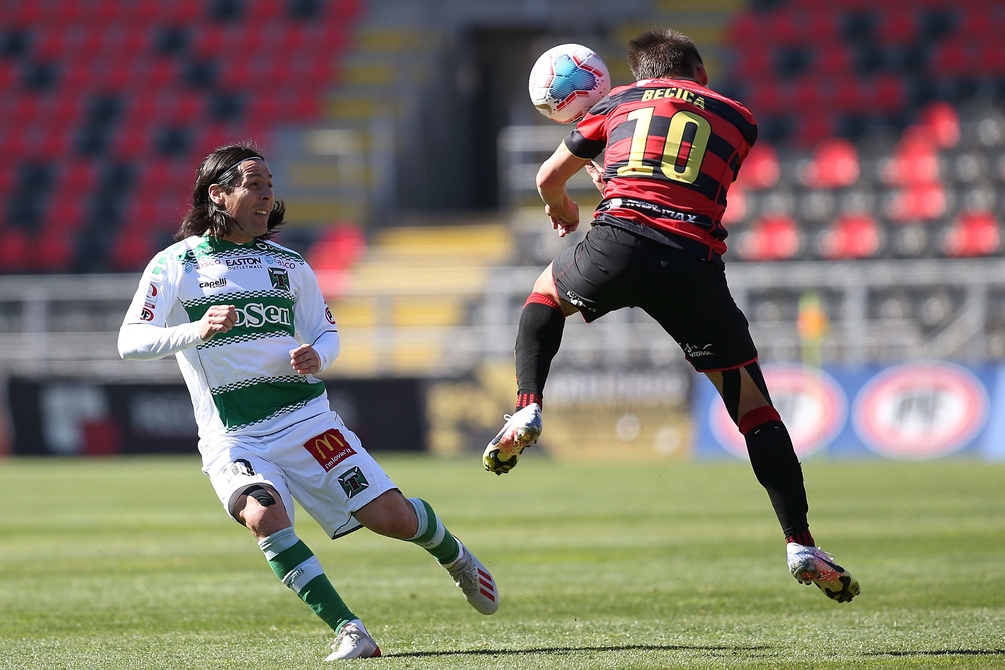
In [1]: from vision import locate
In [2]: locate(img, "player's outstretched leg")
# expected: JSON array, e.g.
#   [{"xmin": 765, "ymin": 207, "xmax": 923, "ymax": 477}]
[
  {"xmin": 407, "ymin": 497, "xmax": 498, "ymax": 614},
  {"xmin": 787, "ymin": 542, "xmax": 861, "ymax": 603},
  {"xmin": 326, "ymin": 619, "xmax": 382, "ymax": 660},
  {"xmin": 483, "ymin": 403, "xmax": 542, "ymax": 475}
]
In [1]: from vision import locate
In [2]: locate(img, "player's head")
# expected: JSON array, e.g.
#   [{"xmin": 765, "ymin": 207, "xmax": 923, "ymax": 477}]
[
  {"xmin": 627, "ymin": 29, "xmax": 707, "ymax": 85},
  {"xmin": 175, "ymin": 142, "xmax": 286, "ymax": 242}
]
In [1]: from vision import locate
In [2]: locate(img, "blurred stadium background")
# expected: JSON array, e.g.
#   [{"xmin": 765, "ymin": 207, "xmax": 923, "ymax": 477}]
[{"xmin": 2, "ymin": 0, "xmax": 1005, "ymax": 464}]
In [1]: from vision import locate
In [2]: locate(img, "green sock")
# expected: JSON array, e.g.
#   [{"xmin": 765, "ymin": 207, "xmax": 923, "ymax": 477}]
[
  {"xmin": 259, "ymin": 527, "xmax": 355, "ymax": 633},
  {"xmin": 407, "ymin": 498, "xmax": 461, "ymax": 565}
]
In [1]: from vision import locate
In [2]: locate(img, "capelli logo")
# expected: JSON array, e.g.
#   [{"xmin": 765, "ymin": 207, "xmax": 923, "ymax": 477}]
[{"xmin": 199, "ymin": 278, "xmax": 228, "ymax": 289}]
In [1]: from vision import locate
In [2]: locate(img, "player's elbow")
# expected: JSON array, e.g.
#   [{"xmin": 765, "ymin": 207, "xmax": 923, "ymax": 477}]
[{"xmin": 536, "ymin": 166, "xmax": 567, "ymax": 198}]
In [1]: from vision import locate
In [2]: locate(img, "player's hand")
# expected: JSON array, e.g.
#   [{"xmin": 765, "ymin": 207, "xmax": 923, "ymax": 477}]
[
  {"xmin": 584, "ymin": 161, "xmax": 605, "ymax": 193},
  {"xmin": 290, "ymin": 344, "xmax": 321, "ymax": 375},
  {"xmin": 198, "ymin": 304, "xmax": 237, "ymax": 341},
  {"xmin": 546, "ymin": 198, "xmax": 579, "ymax": 238}
]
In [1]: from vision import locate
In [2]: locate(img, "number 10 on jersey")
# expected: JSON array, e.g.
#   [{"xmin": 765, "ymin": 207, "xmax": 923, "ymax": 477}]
[{"xmin": 617, "ymin": 108, "xmax": 711, "ymax": 184}]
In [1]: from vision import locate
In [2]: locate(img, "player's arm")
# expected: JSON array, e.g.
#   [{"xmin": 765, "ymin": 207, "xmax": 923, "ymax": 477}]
[
  {"xmin": 289, "ymin": 262, "xmax": 340, "ymax": 375},
  {"xmin": 536, "ymin": 142, "xmax": 591, "ymax": 237},
  {"xmin": 117, "ymin": 255, "xmax": 236, "ymax": 360}
]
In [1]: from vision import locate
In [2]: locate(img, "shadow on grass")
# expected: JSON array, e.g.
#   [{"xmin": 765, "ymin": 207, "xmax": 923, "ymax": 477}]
[
  {"xmin": 388, "ymin": 643, "xmax": 768, "ymax": 659},
  {"xmin": 865, "ymin": 650, "xmax": 1005, "ymax": 657}
]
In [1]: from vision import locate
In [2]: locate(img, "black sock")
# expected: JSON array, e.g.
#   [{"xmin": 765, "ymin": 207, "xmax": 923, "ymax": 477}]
[
  {"xmin": 743, "ymin": 417, "xmax": 810, "ymax": 540},
  {"xmin": 514, "ymin": 294, "xmax": 565, "ymax": 410}
]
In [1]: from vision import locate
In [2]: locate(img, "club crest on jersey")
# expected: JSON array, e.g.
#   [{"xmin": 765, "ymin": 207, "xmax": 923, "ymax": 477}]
[
  {"xmin": 269, "ymin": 267, "xmax": 290, "ymax": 291},
  {"xmin": 337, "ymin": 467, "xmax": 369, "ymax": 498}
]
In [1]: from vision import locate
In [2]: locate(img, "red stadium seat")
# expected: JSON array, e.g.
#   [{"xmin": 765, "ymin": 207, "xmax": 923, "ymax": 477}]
[
  {"xmin": 803, "ymin": 12, "xmax": 841, "ymax": 44},
  {"xmin": 818, "ymin": 213, "xmax": 882, "ymax": 259},
  {"xmin": 875, "ymin": 9, "xmax": 918, "ymax": 44},
  {"xmin": 726, "ymin": 12, "xmax": 763, "ymax": 49},
  {"xmin": 736, "ymin": 143, "xmax": 780, "ymax": 190},
  {"xmin": 976, "ymin": 42, "xmax": 1005, "ymax": 76},
  {"xmin": 885, "ymin": 183, "xmax": 947, "ymax": 222},
  {"xmin": 942, "ymin": 212, "xmax": 1000, "ymax": 257},
  {"xmin": 883, "ymin": 130, "xmax": 940, "ymax": 186},
  {"xmin": 33, "ymin": 226, "xmax": 76, "ymax": 272},
  {"xmin": 870, "ymin": 75, "xmax": 906, "ymax": 115},
  {"xmin": 731, "ymin": 47, "xmax": 774, "ymax": 82},
  {"xmin": 0, "ymin": 228, "xmax": 32, "ymax": 273},
  {"xmin": 801, "ymin": 137, "xmax": 860, "ymax": 188},
  {"xmin": 792, "ymin": 112, "xmax": 837, "ymax": 148},
  {"xmin": 108, "ymin": 224, "xmax": 157, "ymax": 272},
  {"xmin": 721, "ymin": 186, "xmax": 749, "ymax": 227},
  {"xmin": 737, "ymin": 215, "xmax": 801, "ymax": 261},
  {"xmin": 916, "ymin": 101, "xmax": 960, "ymax": 149},
  {"xmin": 813, "ymin": 42, "xmax": 853, "ymax": 77},
  {"xmin": 931, "ymin": 39, "xmax": 973, "ymax": 77}
]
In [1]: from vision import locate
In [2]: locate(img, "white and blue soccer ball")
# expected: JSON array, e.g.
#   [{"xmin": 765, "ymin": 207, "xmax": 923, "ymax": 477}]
[{"xmin": 528, "ymin": 43, "xmax": 611, "ymax": 125}]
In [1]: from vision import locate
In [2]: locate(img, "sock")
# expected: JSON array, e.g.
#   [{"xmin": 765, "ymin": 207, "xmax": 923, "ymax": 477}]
[
  {"xmin": 739, "ymin": 407, "xmax": 811, "ymax": 542},
  {"xmin": 259, "ymin": 527, "xmax": 355, "ymax": 633},
  {"xmin": 514, "ymin": 293, "xmax": 565, "ymax": 410},
  {"xmin": 407, "ymin": 498, "xmax": 461, "ymax": 565}
]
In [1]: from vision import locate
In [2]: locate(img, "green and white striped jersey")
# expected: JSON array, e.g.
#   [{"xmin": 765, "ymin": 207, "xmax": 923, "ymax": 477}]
[{"xmin": 119, "ymin": 235, "xmax": 340, "ymax": 446}]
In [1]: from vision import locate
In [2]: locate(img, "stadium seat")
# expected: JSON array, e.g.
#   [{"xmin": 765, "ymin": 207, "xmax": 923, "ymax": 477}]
[
  {"xmin": 801, "ymin": 137, "xmax": 860, "ymax": 188},
  {"xmin": 0, "ymin": 227, "xmax": 32, "ymax": 273},
  {"xmin": 736, "ymin": 214, "xmax": 802, "ymax": 261},
  {"xmin": 721, "ymin": 187, "xmax": 750, "ymax": 227},
  {"xmin": 737, "ymin": 143, "xmax": 780, "ymax": 190},
  {"xmin": 885, "ymin": 182, "xmax": 947, "ymax": 222},
  {"xmin": 942, "ymin": 212, "xmax": 1001, "ymax": 257},
  {"xmin": 818, "ymin": 212, "xmax": 883, "ymax": 259}
]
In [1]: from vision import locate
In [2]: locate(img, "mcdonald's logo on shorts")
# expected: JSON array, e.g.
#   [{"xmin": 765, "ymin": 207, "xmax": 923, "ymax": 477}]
[{"xmin": 303, "ymin": 428, "xmax": 356, "ymax": 472}]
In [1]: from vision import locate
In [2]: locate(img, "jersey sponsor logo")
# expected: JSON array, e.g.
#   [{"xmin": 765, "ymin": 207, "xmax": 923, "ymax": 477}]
[
  {"xmin": 185, "ymin": 257, "xmax": 264, "ymax": 273},
  {"xmin": 709, "ymin": 365, "xmax": 846, "ymax": 459},
  {"xmin": 233, "ymin": 302, "xmax": 292, "ymax": 328},
  {"xmin": 325, "ymin": 307, "xmax": 336, "ymax": 324},
  {"xmin": 852, "ymin": 362, "xmax": 988, "ymax": 459},
  {"xmin": 198, "ymin": 277, "xmax": 228, "ymax": 289},
  {"xmin": 140, "ymin": 282, "xmax": 159, "ymax": 320},
  {"xmin": 268, "ymin": 267, "xmax": 290, "ymax": 290},
  {"xmin": 304, "ymin": 428, "xmax": 356, "ymax": 472},
  {"xmin": 337, "ymin": 466, "xmax": 369, "ymax": 498},
  {"xmin": 265, "ymin": 254, "xmax": 296, "ymax": 270}
]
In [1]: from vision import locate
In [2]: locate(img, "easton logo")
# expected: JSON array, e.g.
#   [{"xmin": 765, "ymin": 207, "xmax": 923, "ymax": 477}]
[
  {"xmin": 304, "ymin": 428, "xmax": 356, "ymax": 472},
  {"xmin": 269, "ymin": 267, "xmax": 290, "ymax": 291},
  {"xmin": 337, "ymin": 467, "xmax": 369, "ymax": 498}
]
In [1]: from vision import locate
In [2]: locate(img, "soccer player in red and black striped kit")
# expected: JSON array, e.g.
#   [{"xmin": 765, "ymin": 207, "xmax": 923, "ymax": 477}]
[{"xmin": 483, "ymin": 29, "xmax": 860, "ymax": 603}]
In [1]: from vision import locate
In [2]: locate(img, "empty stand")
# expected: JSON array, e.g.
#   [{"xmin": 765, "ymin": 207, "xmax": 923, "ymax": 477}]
[{"xmin": 0, "ymin": 0, "xmax": 356, "ymax": 273}]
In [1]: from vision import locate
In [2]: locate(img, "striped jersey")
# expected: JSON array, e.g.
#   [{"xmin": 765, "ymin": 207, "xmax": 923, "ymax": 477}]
[
  {"xmin": 120, "ymin": 235, "xmax": 338, "ymax": 445},
  {"xmin": 565, "ymin": 77, "xmax": 758, "ymax": 262}
]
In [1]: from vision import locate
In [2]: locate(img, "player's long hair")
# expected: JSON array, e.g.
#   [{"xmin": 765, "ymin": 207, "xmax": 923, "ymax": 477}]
[
  {"xmin": 627, "ymin": 29, "xmax": 703, "ymax": 81},
  {"xmin": 175, "ymin": 142, "xmax": 286, "ymax": 241}
]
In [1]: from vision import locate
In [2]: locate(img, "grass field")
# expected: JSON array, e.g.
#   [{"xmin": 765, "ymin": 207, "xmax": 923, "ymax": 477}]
[{"xmin": 2, "ymin": 455, "xmax": 1004, "ymax": 669}]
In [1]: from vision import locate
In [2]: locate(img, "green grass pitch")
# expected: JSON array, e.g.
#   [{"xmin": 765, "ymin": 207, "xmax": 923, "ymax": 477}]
[{"xmin": 2, "ymin": 455, "xmax": 1004, "ymax": 669}]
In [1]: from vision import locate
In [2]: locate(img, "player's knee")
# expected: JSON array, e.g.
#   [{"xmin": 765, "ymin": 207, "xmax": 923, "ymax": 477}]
[
  {"xmin": 234, "ymin": 485, "xmax": 287, "ymax": 534},
  {"xmin": 355, "ymin": 490, "xmax": 418, "ymax": 539},
  {"xmin": 738, "ymin": 405, "xmax": 782, "ymax": 436}
]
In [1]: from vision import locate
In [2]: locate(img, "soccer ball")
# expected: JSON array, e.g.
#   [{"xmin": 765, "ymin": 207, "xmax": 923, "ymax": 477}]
[{"xmin": 528, "ymin": 43, "xmax": 610, "ymax": 125}]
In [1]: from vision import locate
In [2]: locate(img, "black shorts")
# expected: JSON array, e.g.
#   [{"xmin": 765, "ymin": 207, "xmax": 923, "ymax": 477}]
[{"xmin": 551, "ymin": 223, "xmax": 758, "ymax": 372}]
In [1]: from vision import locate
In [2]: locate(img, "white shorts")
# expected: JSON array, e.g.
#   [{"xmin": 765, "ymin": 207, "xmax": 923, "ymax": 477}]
[{"xmin": 201, "ymin": 411, "xmax": 397, "ymax": 538}]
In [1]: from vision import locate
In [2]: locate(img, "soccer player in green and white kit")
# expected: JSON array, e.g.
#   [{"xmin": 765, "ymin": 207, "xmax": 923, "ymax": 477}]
[{"xmin": 118, "ymin": 144, "xmax": 498, "ymax": 661}]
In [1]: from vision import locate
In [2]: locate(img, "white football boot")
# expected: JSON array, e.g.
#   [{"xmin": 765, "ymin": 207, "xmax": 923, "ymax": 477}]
[
  {"xmin": 482, "ymin": 403, "xmax": 542, "ymax": 475},
  {"xmin": 445, "ymin": 539, "xmax": 499, "ymax": 615},
  {"xmin": 325, "ymin": 619, "xmax": 382, "ymax": 661},
  {"xmin": 787, "ymin": 542, "xmax": 860, "ymax": 603}
]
